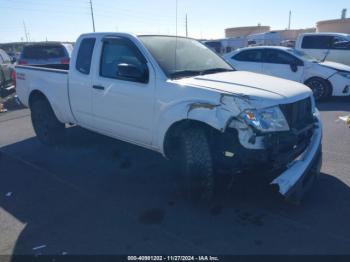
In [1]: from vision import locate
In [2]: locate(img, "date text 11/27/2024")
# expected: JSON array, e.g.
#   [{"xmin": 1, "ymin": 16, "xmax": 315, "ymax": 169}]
[{"xmin": 127, "ymin": 256, "xmax": 220, "ymax": 261}]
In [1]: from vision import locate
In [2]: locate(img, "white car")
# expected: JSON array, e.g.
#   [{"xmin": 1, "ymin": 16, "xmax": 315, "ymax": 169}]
[
  {"xmin": 15, "ymin": 33, "xmax": 322, "ymax": 203},
  {"xmin": 224, "ymin": 46, "xmax": 350, "ymax": 100},
  {"xmin": 295, "ymin": 33, "xmax": 350, "ymax": 66}
]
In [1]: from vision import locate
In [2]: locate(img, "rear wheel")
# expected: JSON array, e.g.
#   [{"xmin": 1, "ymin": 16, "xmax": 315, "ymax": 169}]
[
  {"xmin": 305, "ymin": 77, "xmax": 331, "ymax": 101},
  {"xmin": 31, "ymin": 98, "xmax": 65, "ymax": 145},
  {"xmin": 174, "ymin": 127, "xmax": 215, "ymax": 203}
]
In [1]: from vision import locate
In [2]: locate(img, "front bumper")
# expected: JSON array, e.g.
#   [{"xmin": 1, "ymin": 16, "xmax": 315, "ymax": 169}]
[
  {"xmin": 270, "ymin": 120, "xmax": 322, "ymax": 203},
  {"xmin": 328, "ymin": 73, "xmax": 350, "ymax": 96}
]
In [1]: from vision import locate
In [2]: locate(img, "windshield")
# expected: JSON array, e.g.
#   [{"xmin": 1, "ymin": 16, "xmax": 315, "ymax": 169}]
[
  {"xmin": 139, "ymin": 36, "xmax": 233, "ymax": 79},
  {"xmin": 288, "ymin": 49, "xmax": 319, "ymax": 62}
]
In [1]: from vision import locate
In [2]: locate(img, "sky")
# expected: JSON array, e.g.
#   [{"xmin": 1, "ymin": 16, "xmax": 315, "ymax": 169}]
[{"xmin": 0, "ymin": 0, "xmax": 349, "ymax": 43}]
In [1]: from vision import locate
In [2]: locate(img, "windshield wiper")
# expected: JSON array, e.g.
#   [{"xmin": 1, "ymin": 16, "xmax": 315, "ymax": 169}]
[
  {"xmin": 199, "ymin": 68, "xmax": 234, "ymax": 75},
  {"xmin": 170, "ymin": 68, "xmax": 234, "ymax": 79},
  {"xmin": 170, "ymin": 70, "xmax": 201, "ymax": 79}
]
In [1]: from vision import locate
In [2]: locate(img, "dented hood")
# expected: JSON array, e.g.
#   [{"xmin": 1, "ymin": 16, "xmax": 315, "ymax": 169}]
[{"xmin": 178, "ymin": 71, "xmax": 312, "ymax": 107}]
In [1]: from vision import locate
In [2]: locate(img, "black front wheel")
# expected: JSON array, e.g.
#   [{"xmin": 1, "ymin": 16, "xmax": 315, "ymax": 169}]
[
  {"xmin": 31, "ymin": 98, "xmax": 65, "ymax": 145},
  {"xmin": 305, "ymin": 78, "xmax": 331, "ymax": 101},
  {"xmin": 175, "ymin": 127, "xmax": 215, "ymax": 203}
]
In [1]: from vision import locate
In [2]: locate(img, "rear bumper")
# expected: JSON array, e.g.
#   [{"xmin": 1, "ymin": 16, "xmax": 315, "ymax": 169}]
[{"xmin": 270, "ymin": 120, "xmax": 322, "ymax": 203}]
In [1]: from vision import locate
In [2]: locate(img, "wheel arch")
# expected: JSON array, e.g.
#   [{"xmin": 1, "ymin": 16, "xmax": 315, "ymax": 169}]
[
  {"xmin": 163, "ymin": 119, "xmax": 222, "ymax": 160},
  {"xmin": 28, "ymin": 89, "xmax": 65, "ymax": 123},
  {"xmin": 304, "ymin": 76, "xmax": 333, "ymax": 97}
]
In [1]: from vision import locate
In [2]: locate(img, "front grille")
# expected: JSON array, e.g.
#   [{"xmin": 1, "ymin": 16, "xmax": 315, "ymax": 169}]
[{"xmin": 279, "ymin": 97, "xmax": 314, "ymax": 131}]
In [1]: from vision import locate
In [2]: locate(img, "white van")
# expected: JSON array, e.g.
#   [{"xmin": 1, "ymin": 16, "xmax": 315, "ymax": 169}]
[
  {"xmin": 247, "ymin": 32, "xmax": 282, "ymax": 46},
  {"xmin": 295, "ymin": 33, "xmax": 350, "ymax": 66}
]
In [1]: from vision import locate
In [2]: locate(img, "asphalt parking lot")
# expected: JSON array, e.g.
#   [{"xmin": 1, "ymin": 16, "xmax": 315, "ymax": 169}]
[{"xmin": 0, "ymin": 97, "xmax": 350, "ymax": 256}]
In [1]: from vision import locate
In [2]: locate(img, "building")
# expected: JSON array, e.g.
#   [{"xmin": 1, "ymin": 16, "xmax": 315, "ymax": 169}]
[
  {"xmin": 225, "ymin": 26, "xmax": 270, "ymax": 38},
  {"xmin": 317, "ymin": 18, "xmax": 350, "ymax": 34}
]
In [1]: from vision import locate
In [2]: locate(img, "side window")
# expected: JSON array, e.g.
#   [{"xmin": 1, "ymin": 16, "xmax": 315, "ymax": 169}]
[
  {"xmin": 76, "ymin": 38, "xmax": 96, "ymax": 75},
  {"xmin": 264, "ymin": 50, "xmax": 298, "ymax": 65},
  {"xmin": 100, "ymin": 38, "xmax": 147, "ymax": 82},
  {"xmin": 331, "ymin": 36, "xmax": 350, "ymax": 50},
  {"xmin": 233, "ymin": 50, "xmax": 262, "ymax": 62},
  {"xmin": 301, "ymin": 35, "xmax": 332, "ymax": 49}
]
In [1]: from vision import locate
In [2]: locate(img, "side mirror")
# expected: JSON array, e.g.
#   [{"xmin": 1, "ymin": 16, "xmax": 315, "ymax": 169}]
[
  {"xmin": 117, "ymin": 63, "xmax": 148, "ymax": 83},
  {"xmin": 333, "ymin": 41, "xmax": 350, "ymax": 50},
  {"xmin": 290, "ymin": 63, "xmax": 298, "ymax": 73}
]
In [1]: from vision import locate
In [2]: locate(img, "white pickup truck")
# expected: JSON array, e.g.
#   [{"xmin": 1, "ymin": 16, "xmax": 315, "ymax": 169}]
[{"xmin": 16, "ymin": 33, "xmax": 322, "ymax": 203}]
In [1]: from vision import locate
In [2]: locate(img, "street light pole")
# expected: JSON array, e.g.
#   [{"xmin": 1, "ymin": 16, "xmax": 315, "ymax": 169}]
[{"xmin": 89, "ymin": 0, "xmax": 96, "ymax": 32}]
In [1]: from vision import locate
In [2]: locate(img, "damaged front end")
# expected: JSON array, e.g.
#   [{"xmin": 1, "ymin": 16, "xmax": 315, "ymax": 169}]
[{"xmin": 215, "ymin": 95, "xmax": 322, "ymax": 203}]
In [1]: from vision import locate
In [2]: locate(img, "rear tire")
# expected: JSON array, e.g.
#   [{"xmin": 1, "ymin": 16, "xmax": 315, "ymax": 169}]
[
  {"xmin": 305, "ymin": 77, "xmax": 331, "ymax": 101},
  {"xmin": 174, "ymin": 127, "xmax": 214, "ymax": 203},
  {"xmin": 31, "ymin": 98, "xmax": 65, "ymax": 146}
]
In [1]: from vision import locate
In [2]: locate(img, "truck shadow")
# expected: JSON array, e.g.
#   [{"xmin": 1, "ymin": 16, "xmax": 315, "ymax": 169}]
[
  {"xmin": 317, "ymin": 96, "xmax": 350, "ymax": 112},
  {"xmin": 1, "ymin": 126, "xmax": 350, "ymax": 255}
]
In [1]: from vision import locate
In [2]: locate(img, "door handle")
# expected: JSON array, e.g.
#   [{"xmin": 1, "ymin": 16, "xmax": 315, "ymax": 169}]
[{"xmin": 92, "ymin": 85, "xmax": 105, "ymax": 90}]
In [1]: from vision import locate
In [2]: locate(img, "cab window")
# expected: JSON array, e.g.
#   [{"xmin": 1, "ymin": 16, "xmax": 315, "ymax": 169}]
[
  {"xmin": 301, "ymin": 35, "xmax": 332, "ymax": 49},
  {"xmin": 331, "ymin": 36, "xmax": 350, "ymax": 50},
  {"xmin": 263, "ymin": 49, "xmax": 301, "ymax": 65},
  {"xmin": 100, "ymin": 38, "xmax": 147, "ymax": 82}
]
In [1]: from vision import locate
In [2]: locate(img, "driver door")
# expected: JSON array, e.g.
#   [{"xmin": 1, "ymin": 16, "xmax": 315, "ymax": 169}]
[
  {"xmin": 262, "ymin": 49, "xmax": 304, "ymax": 82},
  {"xmin": 91, "ymin": 37, "xmax": 155, "ymax": 146}
]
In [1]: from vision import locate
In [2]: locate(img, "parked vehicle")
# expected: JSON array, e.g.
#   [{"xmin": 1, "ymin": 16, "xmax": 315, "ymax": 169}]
[
  {"xmin": 0, "ymin": 48, "xmax": 15, "ymax": 97},
  {"xmin": 224, "ymin": 46, "xmax": 350, "ymax": 100},
  {"xmin": 247, "ymin": 31, "xmax": 282, "ymax": 46},
  {"xmin": 295, "ymin": 33, "xmax": 350, "ymax": 66},
  {"xmin": 16, "ymin": 33, "xmax": 322, "ymax": 203},
  {"xmin": 6, "ymin": 51, "xmax": 19, "ymax": 64},
  {"xmin": 280, "ymin": 40, "xmax": 296, "ymax": 48},
  {"xmin": 18, "ymin": 42, "xmax": 73, "ymax": 65},
  {"xmin": 202, "ymin": 37, "xmax": 246, "ymax": 55}
]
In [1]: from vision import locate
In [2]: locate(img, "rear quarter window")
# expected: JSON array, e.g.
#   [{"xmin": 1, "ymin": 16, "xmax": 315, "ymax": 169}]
[
  {"xmin": 22, "ymin": 45, "xmax": 66, "ymax": 59},
  {"xmin": 76, "ymin": 38, "xmax": 96, "ymax": 75}
]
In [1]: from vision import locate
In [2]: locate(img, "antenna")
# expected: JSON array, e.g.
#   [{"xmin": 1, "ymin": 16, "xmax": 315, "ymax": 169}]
[{"xmin": 89, "ymin": 0, "xmax": 96, "ymax": 32}]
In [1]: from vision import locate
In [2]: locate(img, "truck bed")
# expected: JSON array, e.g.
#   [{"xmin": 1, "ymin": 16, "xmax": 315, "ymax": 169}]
[
  {"xmin": 16, "ymin": 64, "xmax": 69, "ymax": 73},
  {"xmin": 15, "ymin": 64, "xmax": 75, "ymax": 124}
]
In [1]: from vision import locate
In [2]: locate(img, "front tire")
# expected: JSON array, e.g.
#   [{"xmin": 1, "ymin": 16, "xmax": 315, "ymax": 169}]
[
  {"xmin": 31, "ymin": 98, "xmax": 65, "ymax": 146},
  {"xmin": 175, "ymin": 127, "xmax": 214, "ymax": 203},
  {"xmin": 305, "ymin": 77, "xmax": 331, "ymax": 101}
]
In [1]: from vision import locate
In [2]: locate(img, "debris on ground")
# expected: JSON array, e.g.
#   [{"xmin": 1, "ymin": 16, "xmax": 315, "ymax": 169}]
[
  {"xmin": 339, "ymin": 115, "xmax": 350, "ymax": 127},
  {"xmin": 32, "ymin": 245, "xmax": 47, "ymax": 251},
  {"xmin": 0, "ymin": 103, "xmax": 7, "ymax": 113}
]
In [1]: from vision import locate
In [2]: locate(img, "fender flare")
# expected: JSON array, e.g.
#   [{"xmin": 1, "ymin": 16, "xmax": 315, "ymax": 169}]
[
  {"xmin": 28, "ymin": 89, "xmax": 67, "ymax": 124},
  {"xmin": 154, "ymin": 100, "xmax": 234, "ymax": 156}
]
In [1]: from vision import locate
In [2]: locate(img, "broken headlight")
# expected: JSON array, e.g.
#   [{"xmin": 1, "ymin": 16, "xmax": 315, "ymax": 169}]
[{"xmin": 238, "ymin": 106, "xmax": 290, "ymax": 133}]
